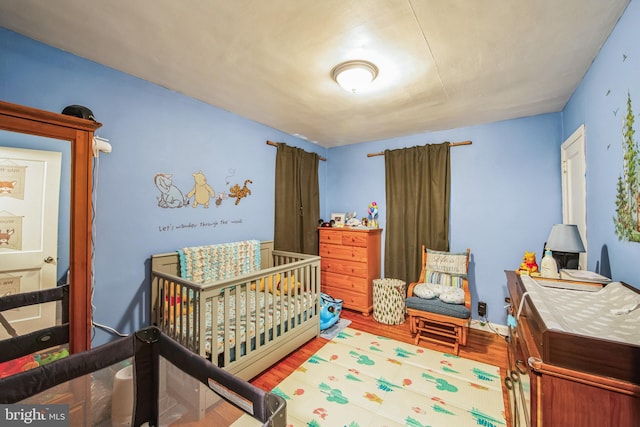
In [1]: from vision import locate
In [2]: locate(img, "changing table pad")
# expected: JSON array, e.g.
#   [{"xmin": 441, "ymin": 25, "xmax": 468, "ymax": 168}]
[{"xmin": 520, "ymin": 275, "xmax": 640, "ymax": 345}]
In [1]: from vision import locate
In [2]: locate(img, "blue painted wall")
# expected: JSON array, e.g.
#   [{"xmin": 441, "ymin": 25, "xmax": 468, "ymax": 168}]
[
  {"xmin": 562, "ymin": 0, "xmax": 640, "ymax": 286},
  {"xmin": 0, "ymin": 28, "xmax": 327, "ymax": 345},
  {"xmin": 326, "ymin": 114, "xmax": 562, "ymax": 326},
  {"xmin": 1, "ymin": 0, "xmax": 638, "ymax": 345}
]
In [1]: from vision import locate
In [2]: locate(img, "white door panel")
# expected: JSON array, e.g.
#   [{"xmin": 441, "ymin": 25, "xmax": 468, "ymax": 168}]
[
  {"xmin": 0, "ymin": 146, "xmax": 61, "ymax": 338},
  {"xmin": 561, "ymin": 125, "xmax": 587, "ymax": 269}
]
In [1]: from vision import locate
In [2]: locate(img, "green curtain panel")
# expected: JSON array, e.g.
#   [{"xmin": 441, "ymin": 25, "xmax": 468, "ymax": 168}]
[
  {"xmin": 274, "ymin": 144, "xmax": 320, "ymax": 254},
  {"xmin": 384, "ymin": 142, "xmax": 450, "ymax": 285}
]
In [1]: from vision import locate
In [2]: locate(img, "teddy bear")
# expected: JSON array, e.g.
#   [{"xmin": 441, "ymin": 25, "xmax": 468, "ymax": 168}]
[{"xmin": 518, "ymin": 251, "xmax": 539, "ymax": 275}]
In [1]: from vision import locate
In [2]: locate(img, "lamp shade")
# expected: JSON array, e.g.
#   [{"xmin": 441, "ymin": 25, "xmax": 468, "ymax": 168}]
[{"xmin": 546, "ymin": 224, "xmax": 585, "ymax": 253}]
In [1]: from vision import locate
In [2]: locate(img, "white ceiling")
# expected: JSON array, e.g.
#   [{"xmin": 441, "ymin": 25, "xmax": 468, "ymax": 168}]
[{"xmin": 0, "ymin": 0, "xmax": 629, "ymax": 148}]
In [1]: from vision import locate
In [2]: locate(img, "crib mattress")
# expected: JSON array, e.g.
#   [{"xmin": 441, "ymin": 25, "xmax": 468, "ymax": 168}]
[
  {"xmin": 174, "ymin": 291, "xmax": 314, "ymax": 356},
  {"xmin": 208, "ymin": 291, "xmax": 314, "ymax": 356}
]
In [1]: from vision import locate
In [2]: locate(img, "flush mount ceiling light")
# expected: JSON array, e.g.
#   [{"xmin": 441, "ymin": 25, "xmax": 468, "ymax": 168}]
[{"xmin": 331, "ymin": 60, "xmax": 379, "ymax": 93}]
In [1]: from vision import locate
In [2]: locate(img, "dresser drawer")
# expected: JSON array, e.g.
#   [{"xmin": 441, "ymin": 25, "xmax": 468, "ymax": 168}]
[
  {"xmin": 341, "ymin": 231, "xmax": 368, "ymax": 247},
  {"xmin": 319, "ymin": 229, "xmax": 342, "ymax": 244},
  {"xmin": 320, "ymin": 257, "xmax": 368, "ymax": 277},
  {"xmin": 319, "ymin": 244, "xmax": 367, "ymax": 262},
  {"xmin": 322, "ymin": 271, "xmax": 369, "ymax": 290},
  {"xmin": 320, "ymin": 229, "xmax": 369, "ymax": 247},
  {"xmin": 322, "ymin": 283, "xmax": 370, "ymax": 309}
]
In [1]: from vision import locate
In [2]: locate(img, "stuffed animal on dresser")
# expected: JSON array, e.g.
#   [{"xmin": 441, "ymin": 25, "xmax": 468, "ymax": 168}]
[{"xmin": 518, "ymin": 251, "xmax": 539, "ymax": 275}]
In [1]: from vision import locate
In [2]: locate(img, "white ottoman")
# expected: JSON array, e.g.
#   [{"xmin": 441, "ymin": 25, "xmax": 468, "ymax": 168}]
[{"xmin": 373, "ymin": 278, "xmax": 407, "ymax": 325}]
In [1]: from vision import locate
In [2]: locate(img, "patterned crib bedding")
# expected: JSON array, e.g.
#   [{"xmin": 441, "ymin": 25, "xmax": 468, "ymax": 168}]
[{"xmin": 196, "ymin": 290, "xmax": 316, "ymax": 356}]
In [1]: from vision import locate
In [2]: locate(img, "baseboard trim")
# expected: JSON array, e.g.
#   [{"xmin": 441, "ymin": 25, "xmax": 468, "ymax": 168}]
[{"xmin": 470, "ymin": 319, "xmax": 508, "ymax": 337}]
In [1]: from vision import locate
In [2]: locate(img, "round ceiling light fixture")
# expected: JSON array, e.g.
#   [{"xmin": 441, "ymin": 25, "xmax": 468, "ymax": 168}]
[{"xmin": 331, "ymin": 60, "xmax": 379, "ymax": 94}]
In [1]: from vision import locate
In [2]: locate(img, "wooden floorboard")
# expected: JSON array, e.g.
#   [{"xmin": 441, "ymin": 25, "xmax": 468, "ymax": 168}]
[{"xmin": 250, "ymin": 308, "xmax": 512, "ymax": 425}]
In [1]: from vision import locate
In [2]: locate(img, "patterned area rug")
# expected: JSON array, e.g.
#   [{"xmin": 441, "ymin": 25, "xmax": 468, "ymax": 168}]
[{"xmin": 270, "ymin": 327, "xmax": 506, "ymax": 427}]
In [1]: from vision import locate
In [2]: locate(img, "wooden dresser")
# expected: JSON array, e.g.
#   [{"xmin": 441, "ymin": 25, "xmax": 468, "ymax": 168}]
[
  {"xmin": 505, "ymin": 271, "xmax": 639, "ymax": 427},
  {"xmin": 318, "ymin": 227, "xmax": 382, "ymax": 315}
]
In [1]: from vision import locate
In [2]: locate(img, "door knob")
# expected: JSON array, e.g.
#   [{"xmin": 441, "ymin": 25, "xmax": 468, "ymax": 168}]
[{"xmin": 44, "ymin": 256, "xmax": 56, "ymax": 264}]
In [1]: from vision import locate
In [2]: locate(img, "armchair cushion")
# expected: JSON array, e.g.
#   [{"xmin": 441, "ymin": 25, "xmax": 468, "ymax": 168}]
[
  {"xmin": 406, "ymin": 296, "xmax": 471, "ymax": 319},
  {"xmin": 413, "ymin": 283, "xmax": 442, "ymax": 299},
  {"xmin": 438, "ymin": 287, "xmax": 466, "ymax": 304},
  {"xmin": 412, "ymin": 282, "xmax": 465, "ymax": 304},
  {"xmin": 424, "ymin": 270, "xmax": 463, "ymax": 288},
  {"xmin": 424, "ymin": 249, "xmax": 469, "ymax": 276}
]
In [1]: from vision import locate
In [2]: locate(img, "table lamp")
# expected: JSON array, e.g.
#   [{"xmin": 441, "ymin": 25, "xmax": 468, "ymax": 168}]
[{"xmin": 545, "ymin": 224, "xmax": 586, "ymax": 270}]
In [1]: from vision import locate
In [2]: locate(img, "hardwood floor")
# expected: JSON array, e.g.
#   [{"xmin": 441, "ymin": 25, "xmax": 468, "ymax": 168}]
[
  {"xmin": 250, "ymin": 308, "xmax": 511, "ymax": 425},
  {"xmin": 177, "ymin": 309, "xmax": 512, "ymax": 426}
]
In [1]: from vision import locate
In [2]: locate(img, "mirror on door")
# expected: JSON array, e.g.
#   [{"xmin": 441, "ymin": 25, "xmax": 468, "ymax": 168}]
[
  {"xmin": 0, "ymin": 100, "xmax": 101, "ymax": 353},
  {"xmin": 0, "ymin": 131, "xmax": 71, "ymax": 339}
]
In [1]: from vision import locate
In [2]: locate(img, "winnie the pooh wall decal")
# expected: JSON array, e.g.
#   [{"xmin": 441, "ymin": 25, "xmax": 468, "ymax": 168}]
[
  {"xmin": 187, "ymin": 170, "xmax": 216, "ymax": 208},
  {"xmin": 154, "ymin": 170, "xmax": 252, "ymax": 209},
  {"xmin": 154, "ymin": 173, "xmax": 189, "ymax": 208},
  {"xmin": 228, "ymin": 179, "xmax": 252, "ymax": 205},
  {"xmin": 613, "ymin": 92, "xmax": 640, "ymax": 242}
]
